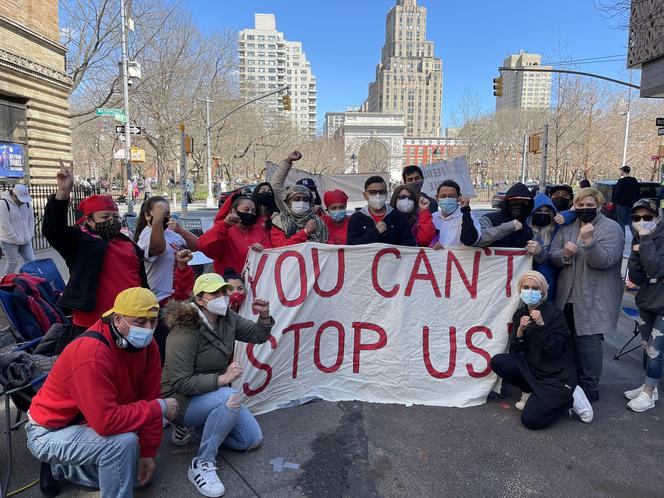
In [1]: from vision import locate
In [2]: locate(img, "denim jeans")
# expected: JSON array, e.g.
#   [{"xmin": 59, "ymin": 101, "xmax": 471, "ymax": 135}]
[
  {"xmin": 0, "ymin": 241, "xmax": 35, "ymax": 274},
  {"xmin": 25, "ymin": 422, "xmax": 139, "ymax": 498},
  {"xmin": 182, "ymin": 387, "xmax": 262, "ymax": 464},
  {"xmin": 639, "ymin": 309, "xmax": 664, "ymax": 388}
]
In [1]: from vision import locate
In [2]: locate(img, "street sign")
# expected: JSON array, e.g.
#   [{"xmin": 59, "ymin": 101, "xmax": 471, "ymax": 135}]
[
  {"xmin": 130, "ymin": 147, "xmax": 145, "ymax": 162},
  {"xmin": 96, "ymin": 108, "xmax": 123, "ymax": 116},
  {"xmin": 658, "ymin": 127, "xmax": 664, "ymax": 136},
  {"xmin": 115, "ymin": 125, "xmax": 142, "ymax": 135},
  {"xmin": 114, "ymin": 113, "xmax": 127, "ymax": 123},
  {"xmin": 656, "ymin": 117, "xmax": 664, "ymax": 127}
]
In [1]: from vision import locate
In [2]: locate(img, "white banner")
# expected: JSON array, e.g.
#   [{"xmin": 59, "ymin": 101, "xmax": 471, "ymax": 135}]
[
  {"xmin": 421, "ymin": 156, "xmax": 476, "ymax": 199},
  {"xmin": 233, "ymin": 243, "xmax": 531, "ymax": 415}
]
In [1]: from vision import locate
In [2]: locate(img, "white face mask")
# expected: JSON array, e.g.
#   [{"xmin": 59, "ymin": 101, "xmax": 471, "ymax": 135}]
[
  {"xmin": 204, "ymin": 295, "xmax": 230, "ymax": 316},
  {"xmin": 396, "ymin": 198, "xmax": 415, "ymax": 213},
  {"xmin": 291, "ymin": 201, "xmax": 309, "ymax": 214},
  {"xmin": 368, "ymin": 194, "xmax": 387, "ymax": 210},
  {"xmin": 633, "ymin": 219, "xmax": 658, "ymax": 233}
]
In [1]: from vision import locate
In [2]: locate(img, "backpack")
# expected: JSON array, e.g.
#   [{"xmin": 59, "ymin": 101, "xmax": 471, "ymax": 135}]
[{"xmin": 0, "ymin": 274, "xmax": 69, "ymax": 340}]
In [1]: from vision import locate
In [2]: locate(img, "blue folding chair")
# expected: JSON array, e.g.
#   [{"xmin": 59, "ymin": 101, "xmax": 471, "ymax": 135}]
[
  {"xmin": 19, "ymin": 259, "xmax": 65, "ymax": 295},
  {"xmin": 0, "ymin": 289, "xmax": 22, "ymax": 342}
]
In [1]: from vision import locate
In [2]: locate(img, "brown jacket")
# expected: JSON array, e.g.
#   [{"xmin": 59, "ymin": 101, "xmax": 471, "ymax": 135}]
[{"xmin": 160, "ymin": 300, "xmax": 273, "ymax": 424}]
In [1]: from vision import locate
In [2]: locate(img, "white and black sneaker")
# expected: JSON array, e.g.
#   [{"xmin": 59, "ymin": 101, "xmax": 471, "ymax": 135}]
[
  {"xmin": 172, "ymin": 424, "xmax": 193, "ymax": 446},
  {"xmin": 188, "ymin": 458, "xmax": 225, "ymax": 497},
  {"xmin": 571, "ymin": 386, "xmax": 593, "ymax": 423}
]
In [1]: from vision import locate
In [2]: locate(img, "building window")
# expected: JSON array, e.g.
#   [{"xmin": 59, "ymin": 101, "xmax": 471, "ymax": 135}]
[{"xmin": 0, "ymin": 97, "xmax": 28, "ymax": 144}]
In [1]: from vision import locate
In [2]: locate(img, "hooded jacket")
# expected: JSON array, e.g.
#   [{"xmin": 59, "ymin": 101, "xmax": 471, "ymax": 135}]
[
  {"xmin": 628, "ymin": 219, "xmax": 664, "ymax": 314},
  {"xmin": 160, "ymin": 301, "xmax": 273, "ymax": 425},
  {"xmin": 529, "ymin": 193, "xmax": 560, "ymax": 300},
  {"xmin": 347, "ymin": 205, "xmax": 416, "ymax": 246},
  {"xmin": 477, "ymin": 182, "xmax": 534, "ymax": 248},
  {"xmin": 0, "ymin": 191, "xmax": 35, "ymax": 245}
]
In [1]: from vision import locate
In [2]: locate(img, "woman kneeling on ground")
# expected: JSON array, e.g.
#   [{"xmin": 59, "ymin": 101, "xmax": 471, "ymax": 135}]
[
  {"xmin": 161, "ymin": 273, "xmax": 274, "ymax": 497},
  {"xmin": 490, "ymin": 270, "xmax": 593, "ymax": 430}
]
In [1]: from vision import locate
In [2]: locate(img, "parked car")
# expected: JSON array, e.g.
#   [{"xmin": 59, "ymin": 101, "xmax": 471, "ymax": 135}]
[
  {"xmin": 490, "ymin": 182, "xmax": 553, "ymax": 209},
  {"xmin": 217, "ymin": 184, "xmax": 258, "ymax": 208},
  {"xmin": 592, "ymin": 180, "xmax": 660, "ymax": 220}
]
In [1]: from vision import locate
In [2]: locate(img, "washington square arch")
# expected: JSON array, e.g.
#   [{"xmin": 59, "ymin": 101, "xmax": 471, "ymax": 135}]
[{"xmin": 341, "ymin": 113, "xmax": 405, "ymax": 182}]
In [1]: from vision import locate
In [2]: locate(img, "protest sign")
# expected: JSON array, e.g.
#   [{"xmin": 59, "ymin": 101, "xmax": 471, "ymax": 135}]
[
  {"xmin": 420, "ymin": 156, "xmax": 475, "ymax": 199},
  {"xmin": 233, "ymin": 243, "xmax": 531, "ymax": 415}
]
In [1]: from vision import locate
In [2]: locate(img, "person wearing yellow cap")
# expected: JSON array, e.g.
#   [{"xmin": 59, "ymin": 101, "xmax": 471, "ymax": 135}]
[
  {"xmin": 26, "ymin": 288, "xmax": 179, "ymax": 498},
  {"xmin": 161, "ymin": 273, "xmax": 273, "ymax": 498}
]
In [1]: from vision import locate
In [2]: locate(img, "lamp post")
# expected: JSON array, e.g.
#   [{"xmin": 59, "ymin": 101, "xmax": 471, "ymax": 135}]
[{"xmin": 350, "ymin": 153, "xmax": 357, "ymax": 174}]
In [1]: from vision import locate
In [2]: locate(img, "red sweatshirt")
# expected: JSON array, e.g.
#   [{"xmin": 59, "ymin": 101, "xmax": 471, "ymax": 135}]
[
  {"xmin": 415, "ymin": 209, "xmax": 436, "ymax": 247},
  {"xmin": 29, "ymin": 321, "xmax": 163, "ymax": 457},
  {"xmin": 271, "ymin": 225, "xmax": 310, "ymax": 247},
  {"xmin": 198, "ymin": 220, "xmax": 272, "ymax": 275},
  {"xmin": 322, "ymin": 215, "xmax": 349, "ymax": 245}
]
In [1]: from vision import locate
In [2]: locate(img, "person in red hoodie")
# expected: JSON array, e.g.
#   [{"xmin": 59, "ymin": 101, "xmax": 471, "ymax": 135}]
[
  {"xmin": 198, "ymin": 194, "xmax": 271, "ymax": 275},
  {"xmin": 26, "ymin": 288, "xmax": 179, "ymax": 498},
  {"xmin": 322, "ymin": 189, "xmax": 350, "ymax": 245},
  {"xmin": 388, "ymin": 184, "xmax": 435, "ymax": 246}
]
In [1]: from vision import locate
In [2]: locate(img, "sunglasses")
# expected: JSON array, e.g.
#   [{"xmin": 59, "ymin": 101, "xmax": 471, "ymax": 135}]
[
  {"xmin": 632, "ymin": 214, "xmax": 655, "ymax": 222},
  {"xmin": 397, "ymin": 195, "xmax": 412, "ymax": 200}
]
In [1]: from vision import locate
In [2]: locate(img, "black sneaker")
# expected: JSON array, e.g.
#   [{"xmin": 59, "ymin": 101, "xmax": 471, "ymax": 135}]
[{"xmin": 39, "ymin": 462, "xmax": 60, "ymax": 497}]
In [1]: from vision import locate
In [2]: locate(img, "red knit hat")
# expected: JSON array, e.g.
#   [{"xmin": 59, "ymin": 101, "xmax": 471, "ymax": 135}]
[
  {"xmin": 323, "ymin": 189, "xmax": 348, "ymax": 207},
  {"xmin": 76, "ymin": 195, "xmax": 119, "ymax": 224}
]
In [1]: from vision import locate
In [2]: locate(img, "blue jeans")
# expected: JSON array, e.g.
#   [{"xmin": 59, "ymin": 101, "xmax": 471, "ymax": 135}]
[
  {"xmin": 639, "ymin": 310, "xmax": 664, "ymax": 388},
  {"xmin": 182, "ymin": 387, "xmax": 262, "ymax": 464},
  {"xmin": 0, "ymin": 241, "xmax": 34, "ymax": 274},
  {"xmin": 25, "ymin": 422, "xmax": 139, "ymax": 498}
]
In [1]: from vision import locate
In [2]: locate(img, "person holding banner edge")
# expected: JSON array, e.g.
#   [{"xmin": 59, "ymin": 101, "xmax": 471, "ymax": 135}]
[
  {"xmin": 490, "ymin": 271, "xmax": 593, "ymax": 430},
  {"xmin": 162, "ymin": 273, "xmax": 274, "ymax": 497}
]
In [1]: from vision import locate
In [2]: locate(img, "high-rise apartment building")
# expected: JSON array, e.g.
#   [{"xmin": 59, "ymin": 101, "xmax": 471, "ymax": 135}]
[
  {"xmin": 324, "ymin": 112, "xmax": 345, "ymax": 138},
  {"xmin": 239, "ymin": 14, "xmax": 317, "ymax": 136},
  {"xmin": 366, "ymin": 0, "xmax": 442, "ymax": 137},
  {"xmin": 496, "ymin": 51, "xmax": 552, "ymax": 111}
]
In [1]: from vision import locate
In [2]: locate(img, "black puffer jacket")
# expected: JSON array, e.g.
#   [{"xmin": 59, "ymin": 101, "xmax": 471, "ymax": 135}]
[{"xmin": 628, "ymin": 220, "xmax": 664, "ymax": 314}]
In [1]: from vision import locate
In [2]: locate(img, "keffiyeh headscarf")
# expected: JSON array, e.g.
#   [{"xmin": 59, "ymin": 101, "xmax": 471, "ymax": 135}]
[{"xmin": 273, "ymin": 185, "xmax": 328, "ymax": 242}]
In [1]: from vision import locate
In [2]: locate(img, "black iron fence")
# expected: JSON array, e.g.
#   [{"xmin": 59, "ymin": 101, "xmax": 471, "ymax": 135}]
[{"xmin": 0, "ymin": 182, "xmax": 104, "ymax": 251}]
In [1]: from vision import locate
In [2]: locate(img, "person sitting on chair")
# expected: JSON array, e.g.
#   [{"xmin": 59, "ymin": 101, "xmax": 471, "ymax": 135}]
[{"xmin": 26, "ymin": 288, "xmax": 178, "ymax": 498}]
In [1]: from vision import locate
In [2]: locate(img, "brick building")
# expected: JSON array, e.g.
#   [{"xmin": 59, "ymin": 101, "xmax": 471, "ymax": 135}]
[
  {"xmin": 0, "ymin": 0, "xmax": 72, "ymax": 184},
  {"xmin": 403, "ymin": 136, "xmax": 465, "ymax": 167}
]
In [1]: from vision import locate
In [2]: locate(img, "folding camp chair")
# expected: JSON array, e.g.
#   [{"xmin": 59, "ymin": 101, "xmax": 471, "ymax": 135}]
[
  {"xmin": 0, "ymin": 289, "xmax": 23, "ymax": 342},
  {"xmin": 615, "ymin": 306, "xmax": 645, "ymax": 360},
  {"xmin": 19, "ymin": 259, "xmax": 66, "ymax": 295},
  {"xmin": 0, "ymin": 338, "xmax": 47, "ymax": 498}
]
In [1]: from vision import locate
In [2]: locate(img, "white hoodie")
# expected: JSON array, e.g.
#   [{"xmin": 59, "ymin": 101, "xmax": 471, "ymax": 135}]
[{"xmin": 0, "ymin": 190, "xmax": 35, "ymax": 245}]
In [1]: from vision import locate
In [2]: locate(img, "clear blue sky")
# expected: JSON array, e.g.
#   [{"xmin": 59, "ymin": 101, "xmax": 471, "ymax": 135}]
[{"xmin": 186, "ymin": 0, "xmax": 632, "ymax": 130}]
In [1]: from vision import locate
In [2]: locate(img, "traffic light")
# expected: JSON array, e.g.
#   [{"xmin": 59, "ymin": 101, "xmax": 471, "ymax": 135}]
[
  {"xmin": 184, "ymin": 135, "xmax": 194, "ymax": 155},
  {"xmin": 528, "ymin": 134, "xmax": 541, "ymax": 154},
  {"xmin": 493, "ymin": 77, "xmax": 503, "ymax": 97},
  {"xmin": 281, "ymin": 94, "xmax": 291, "ymax": 111}
]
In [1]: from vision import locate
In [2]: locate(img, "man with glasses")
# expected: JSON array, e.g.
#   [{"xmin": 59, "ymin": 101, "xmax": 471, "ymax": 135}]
[{"xmin": 347, "ymin": 176, "xmax": 416, "ymax": 246}]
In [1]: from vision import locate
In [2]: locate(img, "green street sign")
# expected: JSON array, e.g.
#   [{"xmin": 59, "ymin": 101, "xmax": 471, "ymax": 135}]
[
  {"xmin": 96, "ymin": 108, "xmax": 123, "ymax": 116},
  {"xmin": 114, "ymin": 113, "xmax": 128, "ymax": 123}
]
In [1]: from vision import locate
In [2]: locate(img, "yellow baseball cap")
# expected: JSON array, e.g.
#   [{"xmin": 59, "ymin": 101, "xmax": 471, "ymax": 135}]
[
  {"xmin": 193, "ymin": 273, "xmax": 234, "ymax": 296},
  {"xmin": 102, "ymin": 287, "xmax": 159, "ymax": 318}
]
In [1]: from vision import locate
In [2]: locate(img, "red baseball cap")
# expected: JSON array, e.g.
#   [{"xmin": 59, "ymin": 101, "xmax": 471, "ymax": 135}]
[{"xmin": 76, "ymin": 195, "xmax": 119, "ymax": 224}]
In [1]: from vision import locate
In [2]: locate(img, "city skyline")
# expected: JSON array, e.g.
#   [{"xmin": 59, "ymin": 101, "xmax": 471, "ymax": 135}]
[{"xmin": 189, "ymin": 1, "xmax": 632, "ymax": 131}]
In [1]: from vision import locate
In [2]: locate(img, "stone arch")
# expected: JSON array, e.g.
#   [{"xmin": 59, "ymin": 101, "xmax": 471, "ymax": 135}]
[{"xmin": 357, "ymin": 139, "xmax": 390, "ymax": 174}]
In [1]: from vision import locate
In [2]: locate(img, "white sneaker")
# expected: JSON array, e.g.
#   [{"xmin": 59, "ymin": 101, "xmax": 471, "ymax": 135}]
[
  {"xmin": 624, "ymin": 384, "xmax": 659, "ymax": 401},
  {"xmin": 172, "ymin": 425, "xmax": 193, "ymax": 446},
  {"xmin": 515, "ymin": 392, "xmax": 530, "ymax": 410},
  {"xmin": 188, "ymin": 458, "xmax": 225, "ymax": 497},
  {"xmin": 571, "ymin": 386, "xmax": 593, "ymax": 423},
  {"xmin": 627, "ymin": 391, "xmax": 656, "ymax": 412}
]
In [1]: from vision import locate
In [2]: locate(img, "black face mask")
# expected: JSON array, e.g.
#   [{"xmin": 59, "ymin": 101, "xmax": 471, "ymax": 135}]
[
  {"xmin": 508, "ymin": 202, "xmax": 530, "ymax": 222},
  {"xmin": 257, "ymin": 192, "xmax": 274, "ymax": 205},
  {"xmin": 237, "ymin": 212, "xmax": 257, "ymax": 227},
  {"xmin": 575, "ymin": 208, "xmax": 597, "ymax": 223},
  {"xmin": 532, "ymin": 213, "xmax": 552, "ymax": 227},
  {"xmin": 149, "ymin": 216, "xmax": 169, "ymax": 230},
  {"xmin": 551, "ymin": 197, "xmax": 571, "ymax": 212},
  {"xmin": 92, "ymin": 218, "xmax": 122, "ymax": 239},
  {"xmin": 410, "ymin": 180, "xmax": 424, "ymax": 193}
]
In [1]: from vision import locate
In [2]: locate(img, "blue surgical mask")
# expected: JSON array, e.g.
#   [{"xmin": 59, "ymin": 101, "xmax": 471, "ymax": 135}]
[
  {"xmin": 520, "ymin": 289, "xmax": 542, "ymax": 306},
  {"xmin": 123, "ymin": 317, "xmax": 155, "ymax": 349},
  {"xmin": 439, "ymin": 197, "xmax": 458, "ymax": 215},
  {"xmin": 329, "ymin": 210, "xmax": 346, "ymax": 223}
]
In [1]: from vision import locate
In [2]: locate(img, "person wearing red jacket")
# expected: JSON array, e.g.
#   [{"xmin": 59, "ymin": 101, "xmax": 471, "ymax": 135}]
[
  {"xmin": 198, "ymin": 195, "xmax": 271, "ymax": 275},
  {"xmin": 271, "ymin": 185, "xmax": 328, "ymax": 246},
  {"xmin": 322, "ymin": 189, "xmax": 350, "ymax": 245},
  {"xmin": 26, "ymin": 288, "xmax": 179, "ymax": 498},
  {"xmin": 388, "ymin": 184, "xmax": 435, "ymax": 246}
]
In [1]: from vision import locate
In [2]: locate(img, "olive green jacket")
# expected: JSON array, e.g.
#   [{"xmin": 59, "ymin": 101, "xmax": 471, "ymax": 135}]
[{"xmin": 160, "ymin": 300, "xmax": 273, "ymax": 424}]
